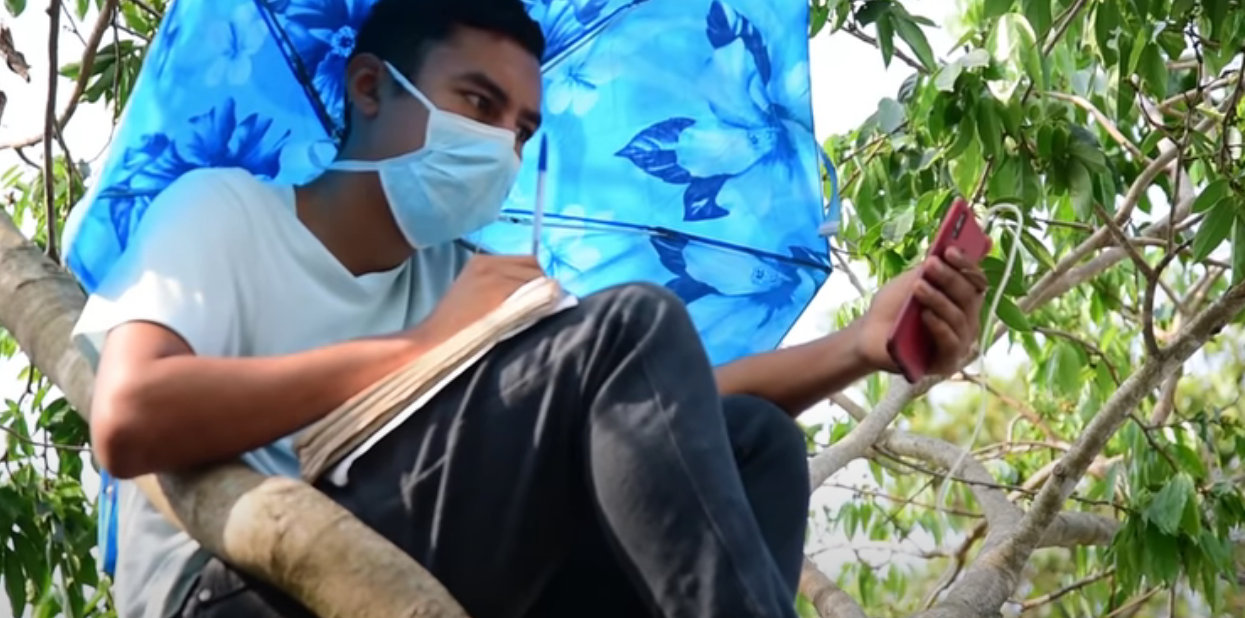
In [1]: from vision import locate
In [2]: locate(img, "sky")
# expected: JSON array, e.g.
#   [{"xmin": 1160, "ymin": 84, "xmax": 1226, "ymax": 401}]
[{"xmin": 0, "ymin": 0, "xmax": 1016, "ymax": 604}]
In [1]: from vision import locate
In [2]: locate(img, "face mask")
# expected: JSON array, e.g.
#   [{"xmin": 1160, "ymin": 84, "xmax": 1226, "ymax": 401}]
[{"xmin": 327, "ymin": 62, "xmax": 521, "ymax": 249}]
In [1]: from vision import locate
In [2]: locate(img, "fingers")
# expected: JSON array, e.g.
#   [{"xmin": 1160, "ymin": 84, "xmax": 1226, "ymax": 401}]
[
  {"xmin": 921, "ymin": 310, "xmax": 961, "ymax": 370},
  {"xmin": 942, "ymin": 247, "xmax": 989, "ymax": 292},
  {"xmin": 913, "ymin": 277, "xmax": 970, "ymax": 340}
]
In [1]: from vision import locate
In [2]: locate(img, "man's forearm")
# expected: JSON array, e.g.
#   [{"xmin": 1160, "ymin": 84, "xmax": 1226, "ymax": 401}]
[
  {"xmin": 95, "ymin": 332, "xmax": 432, "ymax": 478},
  {"xmin": 713, "ymin": 322, "xmax": 877, "ymax": 418}
]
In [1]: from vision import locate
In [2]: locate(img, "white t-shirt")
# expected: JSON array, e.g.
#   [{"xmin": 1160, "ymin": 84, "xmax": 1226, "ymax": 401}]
[{"xmin": 71, "ymin": 166, "xmax": 470, "ymax": 618}]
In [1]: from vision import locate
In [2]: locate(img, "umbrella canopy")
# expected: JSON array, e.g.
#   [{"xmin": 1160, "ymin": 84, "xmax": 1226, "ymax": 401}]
[{"xmin": 65, "ymin": 0, "xmax": 840, "ymax": 367}]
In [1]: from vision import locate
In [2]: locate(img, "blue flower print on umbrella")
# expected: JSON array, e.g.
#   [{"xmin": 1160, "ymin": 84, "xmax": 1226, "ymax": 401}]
[
  {"xmin": 617, "ymin": 1, "xmax": 816, "ymax": 225},
  {"xmin": 73, "ymin": 98, "xmax": 289, "ymax": 288},
  {"xmin": 278, "ymin": 0, "xmax": 374, "ymax": 127},
  {"xmin": 522, "ymin": 0, "xmax": 645, "ymax": 61},
  {"xmin": 205, "ymin": 3, "xmax": 269, "ymax": 87}
]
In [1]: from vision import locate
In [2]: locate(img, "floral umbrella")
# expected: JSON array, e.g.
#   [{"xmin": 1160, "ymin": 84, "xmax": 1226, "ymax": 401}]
[
  {"xmin": 66, "ymin": 0, "xmax": 840, "ymax": 369},
  {"xmin": 67, "ymin": 0, "xmax": 839, "ymax": 576}
]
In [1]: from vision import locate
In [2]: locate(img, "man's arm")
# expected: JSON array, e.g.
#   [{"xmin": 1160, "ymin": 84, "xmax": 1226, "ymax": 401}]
[
  {"xmin": 92, "ymin": 322, "xmax": 431, "ymax": 479},
  {"xmin": 714, "ymin": 322, "xmax": 873, "ymax": 417},
  {"xmin": 716, "ymin": 248, "xmax": 988, "ymax": 418}
]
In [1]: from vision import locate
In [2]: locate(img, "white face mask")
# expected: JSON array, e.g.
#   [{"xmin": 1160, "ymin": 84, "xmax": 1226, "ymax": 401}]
[{"xmin": 328, "ymin": 62, "xmax": 521, "ymax": 249}]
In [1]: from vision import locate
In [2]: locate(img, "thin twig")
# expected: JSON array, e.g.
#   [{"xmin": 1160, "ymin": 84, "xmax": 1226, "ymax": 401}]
[
  {"xmin": 42, "ymin": 0, "xmax": 61, "ymax": 262},
  {"xmin": 1019, "ymin": 569, "xmax": 1115, "ymax": 611},
  {"xmin": 0, "ymin": 424, "xmax": 91, "ymax": 453},
  {"xmin": 844, "ymin": 24, "xmax": 927, "ymax": 74},
  {"xmin": 823, "ymin": 481, "xmax": 983, "ymax": 518},
  {"xmin": 1093, "ymin": 203, "xmax": 1159, "ymax": 356}
]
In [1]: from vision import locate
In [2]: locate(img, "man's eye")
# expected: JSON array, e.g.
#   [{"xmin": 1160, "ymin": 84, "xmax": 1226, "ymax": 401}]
[
  {"xmin": 464, "ymin": 92, "xmax": 490, "ymax": 112},
  {"xmin": 517, "ymin": 127, "xmax": 534, "ymax": 143}
]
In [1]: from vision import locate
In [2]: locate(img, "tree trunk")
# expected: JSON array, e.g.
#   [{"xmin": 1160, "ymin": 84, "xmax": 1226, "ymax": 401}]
[{"xmin": 0, "ymin": 210, "xmax": 468, "ymax": 618}]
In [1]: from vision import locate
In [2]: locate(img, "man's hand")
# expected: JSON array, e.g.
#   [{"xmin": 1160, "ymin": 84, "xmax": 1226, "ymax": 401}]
[
  {"xmin": 852, "ymin": 247, "xmax": 989, "ymax": 377},
  {"xmin": 417, "ymin": 255, "xmax": 546, "ymax": 342}
]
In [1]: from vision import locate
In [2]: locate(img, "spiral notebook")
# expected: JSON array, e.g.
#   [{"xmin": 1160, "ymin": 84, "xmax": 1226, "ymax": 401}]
[{"xmin": 294, "ymin": 276, "xmax": 578, "ymax": 484}]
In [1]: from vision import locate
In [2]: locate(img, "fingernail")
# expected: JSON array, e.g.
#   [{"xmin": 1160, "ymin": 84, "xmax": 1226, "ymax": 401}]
[{"xmin": 947, "ymin": 247, "xmax": 962, "ymax": 260}]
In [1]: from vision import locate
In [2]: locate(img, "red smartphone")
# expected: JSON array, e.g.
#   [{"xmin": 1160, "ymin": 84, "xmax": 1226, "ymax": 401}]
[{"xmin": 885, "ymin": 198, "xmax": 992, "ymax": 384}]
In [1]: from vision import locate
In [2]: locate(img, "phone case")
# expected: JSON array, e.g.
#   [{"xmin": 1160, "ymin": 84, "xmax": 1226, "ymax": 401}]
[{"xmin": 885, "ymin": 199, "xmax": 992, "ymax": 384}]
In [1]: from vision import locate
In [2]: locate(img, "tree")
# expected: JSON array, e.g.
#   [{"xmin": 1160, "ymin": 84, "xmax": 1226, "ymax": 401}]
[{"xmin": 0, "ymin": 1, "xmax": 1242, "ymax": 618}]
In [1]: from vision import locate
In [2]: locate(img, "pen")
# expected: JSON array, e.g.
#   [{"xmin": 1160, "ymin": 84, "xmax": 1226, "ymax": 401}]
[{"xmin": 532, "ymin": 134, "xmax": 548, "ymax": 257}]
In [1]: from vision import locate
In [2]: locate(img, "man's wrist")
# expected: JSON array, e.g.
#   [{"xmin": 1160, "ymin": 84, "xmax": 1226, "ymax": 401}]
[{"xmin": 840, "ymin": 318, "xmax": 895, "ymax": 375}]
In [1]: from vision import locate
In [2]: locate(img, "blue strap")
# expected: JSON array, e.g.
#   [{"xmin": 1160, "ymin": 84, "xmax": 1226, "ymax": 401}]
[{"xmin": 98, "ymin": 470, "xmax": 119, "ymax": 576}]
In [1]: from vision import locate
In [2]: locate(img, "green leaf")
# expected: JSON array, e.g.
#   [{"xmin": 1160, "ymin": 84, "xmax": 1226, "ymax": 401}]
[
  {"xmin": 987, "ymin": 13, "xmax": 1044, "ymax": 100},
  {"xmin": 810, "ymin": 4, "xmax": 830, "ymax": 36},
  {"xmin": 876, "ymin": 97, "xmax": 906, "ymax": 134},
  {"xmin": 1191, "ymin": 199, "xmax": 1234, "ymax": 262},
  {"xmin": 876, "ymin": 14, "xmax": 896, "ymax": 67},
  {"xmin": 975, "ymin": 98, "xmax": 1004, "ymax": 158},
  {"xmin": 1138, "ymin": 43, "xmax": 1167, "ymax": 99},
  {"xmin": 1232, "ymin": 208, "xmax": 1245, "ymax": 285},
  {"xmin": 892, "ymin": 13, "xmax": 937, "ymax": 71},
  {"xmin": 3, "ymin": 551, "xmax": 25, "ymax": 618},
  {"xmin": 1023, "ymin": 0, "xmax": 1052, "ymax": 38},
  {"xmin": 1192, "ymin": 179, "xmax": 1229, "ymax": 213},
  {"xmin": 4, "ymin": 0, "xmax": 26, "ymax": 16},
  {"xmin": 995, "ymin": 296, "xmax": 1032, "ymax": 331},
  {"xmin": 1145, "ymin": 473, "xmax": 1194, "ymax": 535},
  {"xmin": 1067, "ymin": 161, "xmax": 1094, "ymax": 218},
  {"xmin": 982, "ymin": 256, "xmax": 1027, "ymax": 296},
  {"xmin": 855, "ymin": 0, "xmax": 890, "ymax": 26},
  {"xmin": 1048, "ymin": 341, "xmax": 1082, "ymax": 399},
  {"xmin": 983, "ymin": 0, "xmax": 1012, "ymax": 19}
]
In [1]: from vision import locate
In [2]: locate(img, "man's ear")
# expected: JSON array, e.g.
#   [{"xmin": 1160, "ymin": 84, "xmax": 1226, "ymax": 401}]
[{"xmin": 344, "ymin": 54, "xmax": 385, "ymax": 122}]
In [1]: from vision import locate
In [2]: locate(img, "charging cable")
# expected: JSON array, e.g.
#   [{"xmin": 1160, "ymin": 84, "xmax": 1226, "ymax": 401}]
[{"xmin": 933, "ymin": 202, "xmax": 1024, "ymax": 527}]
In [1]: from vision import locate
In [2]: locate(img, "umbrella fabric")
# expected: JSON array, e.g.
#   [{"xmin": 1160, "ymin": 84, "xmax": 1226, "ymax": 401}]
[
  {"xmin": 65, "ymin": 0, "xmax": 839, "ymax": 367},
  {"xmin": 67, "ymin": 0, "xmax": 840, "ymax": 576}
]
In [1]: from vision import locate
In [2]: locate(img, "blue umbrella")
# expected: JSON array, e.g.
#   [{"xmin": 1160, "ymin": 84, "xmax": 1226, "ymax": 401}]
[{"xmin": 64, "ymin": 0, "xmax": 840, "ymax": 573}]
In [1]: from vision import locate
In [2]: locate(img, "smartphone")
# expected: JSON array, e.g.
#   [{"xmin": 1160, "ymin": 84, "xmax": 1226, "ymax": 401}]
[{"xmin": 885, "ymin": 198, "xmax": 992, "ymax": 384}]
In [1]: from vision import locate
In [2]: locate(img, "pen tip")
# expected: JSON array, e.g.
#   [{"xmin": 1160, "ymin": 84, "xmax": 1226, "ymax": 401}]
[{"xmin": 538, "ymin": 135, "xmax": 548, "ymax": 171}]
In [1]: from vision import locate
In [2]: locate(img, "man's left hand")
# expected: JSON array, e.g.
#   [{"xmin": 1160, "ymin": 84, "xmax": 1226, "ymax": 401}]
[{"xmin": 851, "ymin": 247, "xmax": 989, "ymax": 377}]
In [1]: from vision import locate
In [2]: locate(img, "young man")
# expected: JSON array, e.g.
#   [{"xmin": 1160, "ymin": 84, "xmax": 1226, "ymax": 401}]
[{"xmin": 74, "ymin": 0, "xmax": 988, "ymax": 617}]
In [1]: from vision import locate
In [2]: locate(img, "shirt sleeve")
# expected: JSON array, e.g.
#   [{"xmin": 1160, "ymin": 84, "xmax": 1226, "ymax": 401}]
[{"xmin": 71, "ymin": 169, "xmax": 249, "ymax": 368}]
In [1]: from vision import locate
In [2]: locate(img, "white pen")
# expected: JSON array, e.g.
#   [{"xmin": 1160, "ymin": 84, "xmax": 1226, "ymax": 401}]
[{"xmin": 532, "ymin": 134, "xmax": 548, "ymax": 257}]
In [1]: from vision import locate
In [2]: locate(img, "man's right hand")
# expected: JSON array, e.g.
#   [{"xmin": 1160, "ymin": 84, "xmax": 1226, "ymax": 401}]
[{"xmin": 417, "ymin": 255, "xmax": 547, "ymax": 342}]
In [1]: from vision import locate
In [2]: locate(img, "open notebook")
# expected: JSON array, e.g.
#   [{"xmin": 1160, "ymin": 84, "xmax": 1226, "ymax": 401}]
[{"xmin": 294, "ymin": 276, "xmax": 579, "ymax": 484}]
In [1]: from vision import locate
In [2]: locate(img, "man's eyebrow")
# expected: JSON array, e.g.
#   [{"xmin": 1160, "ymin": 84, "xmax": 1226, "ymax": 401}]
[{"xmin": 460, "ymin": 71, "xmax": 510, "ymax": 106}]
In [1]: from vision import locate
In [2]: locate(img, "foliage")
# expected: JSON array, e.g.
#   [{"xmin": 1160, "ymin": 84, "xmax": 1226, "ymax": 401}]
[
  {"xmin": 808, "ymin": 0, "xmax": 1245, "ymax": 615},
  {"xmin": 0, "ymin": 0, "xmax": 1243, "ymax": 617}
]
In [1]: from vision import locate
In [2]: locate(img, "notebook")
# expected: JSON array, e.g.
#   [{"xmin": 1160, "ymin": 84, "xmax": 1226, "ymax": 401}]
[{"xmin": 294, "ymin": 276, "xmax": 579, "ymax": 484}]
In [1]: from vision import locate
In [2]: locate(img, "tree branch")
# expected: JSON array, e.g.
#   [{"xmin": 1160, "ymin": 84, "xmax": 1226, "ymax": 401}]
[
  {"xmin": 0, "ymin": 0, "xmax": 117, "ymax": 152},
  {"xmin": 800, "ymin": 557, "xmax": 870, "ymax": 618},
  {"xmin": 915, "ymin": 281, "xmax": 1245, "ymax": 618}
]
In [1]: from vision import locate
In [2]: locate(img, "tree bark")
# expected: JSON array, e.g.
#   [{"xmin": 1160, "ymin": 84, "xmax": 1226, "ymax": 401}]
[{"xmin": 0, "ymin": 209, "xmax": 468, "ymax": 618}]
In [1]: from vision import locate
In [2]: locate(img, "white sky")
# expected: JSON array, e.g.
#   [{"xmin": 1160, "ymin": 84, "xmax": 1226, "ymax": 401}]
[{"xmin": 0, "ymin": 0, "xmax": 1013, "ymax": 604}]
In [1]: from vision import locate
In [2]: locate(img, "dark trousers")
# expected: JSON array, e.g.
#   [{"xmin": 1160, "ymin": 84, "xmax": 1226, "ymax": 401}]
[{"xmin": 179, "ymin": 283, "xmax": 810, "ymax": 618}]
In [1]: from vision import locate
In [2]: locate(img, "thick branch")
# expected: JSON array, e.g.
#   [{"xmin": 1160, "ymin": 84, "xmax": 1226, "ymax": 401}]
[
  {"xmin": 799, "ymin": 558, "xmax": 870, "ymax": 618},
  {"xmin": 0, "ymin": 0, "xmax": 117, "ymax": 152},
  {"xmin": 0, "ymin": 209, "xmax": 468, "ymax": 618}
]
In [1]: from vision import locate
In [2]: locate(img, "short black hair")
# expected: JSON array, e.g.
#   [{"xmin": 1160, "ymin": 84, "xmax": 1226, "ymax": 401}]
[{"xmin": 339, "ymin": 0, "xmax": 546, "ymax": 140}]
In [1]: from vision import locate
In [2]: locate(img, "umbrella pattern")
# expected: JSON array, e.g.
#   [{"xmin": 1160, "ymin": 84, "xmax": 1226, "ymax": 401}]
[{"xmin": 65, "ymin": 0, "xmax": 839, "ymax": 367}]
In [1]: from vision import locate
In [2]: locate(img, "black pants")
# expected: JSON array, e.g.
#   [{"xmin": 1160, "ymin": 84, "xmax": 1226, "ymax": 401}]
[{"xmin": 178, "ymin": 284, "xmax": 810, "ymax": 618}]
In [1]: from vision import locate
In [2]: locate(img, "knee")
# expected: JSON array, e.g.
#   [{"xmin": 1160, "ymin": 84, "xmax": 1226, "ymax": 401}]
[{"xmin": 587, "ymin": 282, "xmax": 698, "ymax": 341}]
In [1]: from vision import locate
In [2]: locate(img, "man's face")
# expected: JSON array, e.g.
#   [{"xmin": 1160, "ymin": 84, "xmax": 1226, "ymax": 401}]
[{"xmin": 347, "ymin": 26, "xmax": 543, "ymax": 160}]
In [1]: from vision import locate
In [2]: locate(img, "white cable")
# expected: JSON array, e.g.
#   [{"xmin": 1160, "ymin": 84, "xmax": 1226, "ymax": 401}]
[{"xmin": 934, "ymin": 203, "xmax": 1024, "ymax": 526}]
